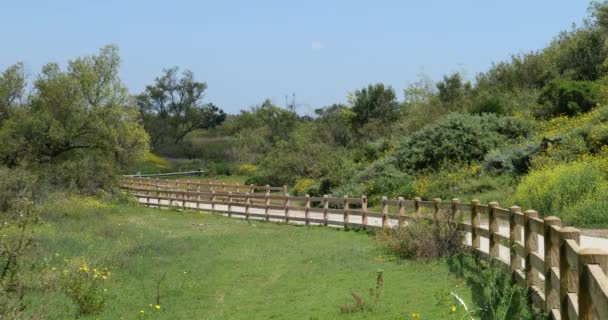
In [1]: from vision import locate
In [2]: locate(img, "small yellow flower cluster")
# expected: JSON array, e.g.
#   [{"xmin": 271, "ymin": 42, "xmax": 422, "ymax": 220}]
[
  {"xmin": 411, "ymin": 312, "xmax": 421, "ymax": 318},
  {"xmin": 148, "ymin": 303, "xmax": 161, "ymax": 310}
]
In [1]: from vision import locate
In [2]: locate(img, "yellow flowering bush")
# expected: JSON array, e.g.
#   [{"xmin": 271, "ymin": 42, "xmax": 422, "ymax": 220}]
[
  {"xmin": 60, "ymin": 258, "xmax": 111, "ymax": 316},
  {"xmin": 236, "ymin": 163, "xmax": 257, "ymax": 176},
  {"xmin": 293, "ymin": 177, "xmax": 316, "ymax": 194}
]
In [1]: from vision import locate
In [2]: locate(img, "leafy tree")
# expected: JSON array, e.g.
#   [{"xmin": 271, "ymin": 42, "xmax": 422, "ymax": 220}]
[
  {"xmin": 536, "ymin": 79, "xmax": 602, "ymax": 118},
  {"xmin": 137, "ymin": 67, "xmax": 226, "ymax": 148},
  {"xmin": 0, "ymin": 63, "xmax": 26, "ymax": 124},
  {"xmin": 436, "ymin": 73, "xmax": 472, "ymax": 108},
  {"xmin": 0, "ymin": 45, "xmax": 149, "ymax": 192},
  {"xmin": 314, "ymin": 104, "xmax": 355, "ymax": 147},
  {"xmin": 393, "ymin": 113, "xmax": 528, "ymax": 172},
  {"xmin": 350, "ymin": 83, "xmax": 400, "ymax": 128}
]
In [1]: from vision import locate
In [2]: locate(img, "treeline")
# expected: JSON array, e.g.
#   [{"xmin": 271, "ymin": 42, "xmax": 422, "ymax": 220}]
[{"xmin": 191, "ymin": 2, "xmax": 608, "ymax": 227}]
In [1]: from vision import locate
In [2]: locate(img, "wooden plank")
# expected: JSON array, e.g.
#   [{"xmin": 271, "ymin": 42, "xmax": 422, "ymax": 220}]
[
  {"xmin": 529, "ymin": 217, "xmax": 544, "ymax": 234},
  {"xmin": 417, "ymin": 200, "xmax": 435, "ymax": 209},
  {"xmin": 530, "ymin": 251, "xmax": 545, "ymax": 274},
  {"xmin": 583, "ymin": 265, "xmax": 608, "ymax": 319},
  {"xmin": 513, "ymin": 241, "xmax": 525, "ymax": 258},
  {"xmin": 455, "ymin": 202, "xmax": 471, "ymax": 211},
  {"xmin": 567, "ymin": 293, "xmax": 579, "ymax": 319},
  {"xmin": 475, "ymin": 227, "xmax": 490, "ymax": 238},
  {"xmin": 493, "ymin": 207, "xmax": 511, "ymax": 220}
]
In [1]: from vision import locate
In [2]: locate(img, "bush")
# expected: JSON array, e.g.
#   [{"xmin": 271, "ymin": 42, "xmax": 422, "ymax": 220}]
[
  {"xmin": 204, "ymin": 161, "xmax": 232, "ymax": 176},
  {"xmin": 536, "ymin": 79, "xmax": 602, "ymax": 118},
  {"xmin": 511, "ymin": 156, "xmax": 608, "ymax": 225},
  {"xmin": 375, "ymin": 209, "xmax": 464, "ymax": 260},
  {"xmin": 393, "ymin": 113, "xmax": 528, "ymax": 172},
  {"xmin": 483, "ymin": 143, "xmax": 539, "ymax": 174},
  {"xmin": 413, "ymin": 164, "xmax": 517, "ymax": 204},
  {"xmin": 60, "ymin": 259, "xmax": 111, "ymax": 316},
  {"xmin": 328, "ymin": 157, "xmax": 414, "ymax": 206}
]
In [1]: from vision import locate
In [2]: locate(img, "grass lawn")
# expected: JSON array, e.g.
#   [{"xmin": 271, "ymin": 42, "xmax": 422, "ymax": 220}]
[{"xmin": 24, "ymin": 197, "xmax": 474, "ymax": 319}]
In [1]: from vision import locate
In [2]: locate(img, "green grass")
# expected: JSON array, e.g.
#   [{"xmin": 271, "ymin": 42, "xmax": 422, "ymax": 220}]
[{"xmin": 24, "ymin": 198, "xmax": 473, "ymax": 319}]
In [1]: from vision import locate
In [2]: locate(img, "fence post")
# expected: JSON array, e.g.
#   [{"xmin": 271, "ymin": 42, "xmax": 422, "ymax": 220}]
[
  {"xmin": 221, "ymin": 182, "xmax": 226, "ymax": 191},
  {"xmin": 578, "ymin": 248, "xmax": 608, "ymax": 320},
  {"xmin": 398, "ymin": 197, "xmax": 406, "ymax": 227},
  {"xmin": 433, "ymin": 198, "xmax": 441, "ymax": 221},
  {"xmin": 471, "ymin": 200, "xmax": 480, "ymax": 252},
  {"xmin": 235, "ymin": 183, "xmax": 240, "ymax": 192},
  {"xmin": 414, "ymin": 197, "xmax": 421, "ymax": 217},
  {"xmin": 362, "ymin": 195, "xmax": 368, "ymax": 229},
  {"xmin": 559, "ymin": 227, "xmax": 580, "ymax": 320},
  {"xmin": 544, "ymin": 216, "xmax": 561, "ymax": 313},
  {"xmin": 227, "ymin": 192, "xmax": 232, "ymax": 217},
  {"xmin": 245, "ymin": 193, "xmax": 250, "ymax": 220},
  {"xmin": 510, "ymin": 206, "xmax": 523, "ymax": 277},
  {"xmin": 305, "ymin": 194, "xmax": 310, "ymax": 225},
  {"xmin": 265, "ymin": 185, "xmax": 271, "ymax": 195},
  {"xmin": 323, "ymin": 195, "xmax": 329, "ymax": 226},
  {"xmin": 250, "ymin": 184, "xmax": 255, "ymax": 193},
  {"xmin": 210, "ymin": 191, "xmax": 216, "ymax": 213},
  {"xmin": 382, "ymin": 196, "xmax": 389, "ymax": 229},
  {"xmin": 284, "ymin": 194, "xmax": 290, "ymax": 223},
  {"xmin": 283, "ymin": 185, "xmax": 288, "ymax": 194},
  {"xmin": 265, "ymin": 193, "xmax": 270, "ymax": 221},
  {"xmin": 488, "ymin": 202, "xmax": 499, "ymax": 260},
  {"xmin": 343, "ymin": 195, "xmax": 350, "ymax": 228},
  {"xmin": 525, "ymin": 210, "xmax": 540, "ymax": 290}
]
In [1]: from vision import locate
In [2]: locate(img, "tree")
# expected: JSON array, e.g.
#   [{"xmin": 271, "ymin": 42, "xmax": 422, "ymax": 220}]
[
  {"xmin": 0, "ymin": 45, "xmax": 149, "ymax": 192},
  {"xmin": 436, "ymin": 73, "xmax": 472, "ymax": 108},
  {"xmin": 350, "ymin": 83, "xmax": 400, "ymax": 127},
  {"xmin": 137, "ymin": 67, "xmax": 226, "ymax": 148},
  {"xmin": 0, "ymin": 63, "xmax": 26, "ymax": 124}
]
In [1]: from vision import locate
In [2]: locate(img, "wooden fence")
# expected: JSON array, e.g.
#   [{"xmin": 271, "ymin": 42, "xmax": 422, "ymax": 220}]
[{"xmin": 121, "ymin": 176, "xmax": 608, "ymax": 320}]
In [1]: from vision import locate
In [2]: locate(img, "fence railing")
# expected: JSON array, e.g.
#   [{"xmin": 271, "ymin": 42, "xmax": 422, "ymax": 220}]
[{"xmin": 121, "ymin": 177, "xmax": 608, "ymax": 320}]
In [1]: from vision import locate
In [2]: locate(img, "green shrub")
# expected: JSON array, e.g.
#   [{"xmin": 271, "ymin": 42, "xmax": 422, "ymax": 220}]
[
  {"xmin": 414, "ymin": 164, "xmax": 516, "ymax": 204},
  {"xmin": 562, "ymin": 183, "xmax": 608, "ymax": 227},
  {"xmin": 536, "ymin": 79, "xmax": 602, "ymax": 118},
  {"xmin": 483, "ymin": 144, "xmax": 539, "ymax": 174},
  {"xmin": 511, "ymin": 157, "xmax": 608, "ymax": 225},
  {"xmin": 375, "ymin": 210, "xmax": 464, "ymax": 260},
  {"xmin": 60, "ymin": 259, "xmax": 111, "ymax": 316},
  {"xmin": 393, "ymin": 113, "xmax": 528, "ymax": 172},
  {"xmin": 329, "ymin": 157, "xmax": 414, "ymax": 205},
  {"xmin": 204, "ymin": 161, "xmax": 232, "ymax": 176}
]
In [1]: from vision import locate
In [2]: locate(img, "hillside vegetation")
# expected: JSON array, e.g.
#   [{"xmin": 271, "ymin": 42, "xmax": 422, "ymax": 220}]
[{"xmin": 170, "ymin": 2, "xmax": 608, "ymax": 227}]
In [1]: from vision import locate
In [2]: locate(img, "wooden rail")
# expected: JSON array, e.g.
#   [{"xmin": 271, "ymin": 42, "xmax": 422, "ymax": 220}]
[{"xmin": 121, "ymin": 177, "xmax": 608, "ymax": 320}]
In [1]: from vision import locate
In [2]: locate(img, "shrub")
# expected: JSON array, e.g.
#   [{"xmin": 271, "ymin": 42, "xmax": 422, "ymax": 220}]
[
  {"xmin": 483, "ymin": 144, "xmax": 539, "ymax": 174},
  {"xmin": 236, "ymin": 163, "xmax": 257, "ymax": 176},
  {"xmin": 328, "ymin": 157, "xmax": 414, "ymax": 206},
  {"xmin": 413, "ymin": 164, "xmax": 517, "ymax": 205},
  {"xmin": 60, "ymin": 259, "xmax": 111, "ymax": 317},
  {"xmin": 536, "ymin": 79, "xmax": 602, "ymax": 118},
  {"xmin": 393, "ymin": 113, "xmax": 528, "ymax": 172},
  {"xmin": 204, "ymin": 161, "xmax": 232, "ymax": 176},
  {"xmin": 376, "ymin": 209, "xmax": 465, "ymax": 260},
  {"xmin": 511, "ymin": 156, "xmax": 608, "ymax": 225},
  {"xmin": 447, "ymin": 255, "xmax": 546, "ymax": 320}
]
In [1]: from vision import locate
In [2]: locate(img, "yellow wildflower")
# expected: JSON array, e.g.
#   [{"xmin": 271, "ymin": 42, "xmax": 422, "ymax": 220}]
[
  {"xmin": 155, "ymin": 305, "xmax": 161, "ymax": 310},
  {"xmin": 411, "ymin": 312, "xmax": 421, "ymax": 318},
  {"xmin": 450, "ymin": 305, "xmax": 457, "ymax": 312}
]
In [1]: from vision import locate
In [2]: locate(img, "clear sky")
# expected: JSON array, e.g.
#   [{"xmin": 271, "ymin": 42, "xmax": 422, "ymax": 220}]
[{"xmin": 0, "ymin": 0, "xmax": 591, "ymax": 114}]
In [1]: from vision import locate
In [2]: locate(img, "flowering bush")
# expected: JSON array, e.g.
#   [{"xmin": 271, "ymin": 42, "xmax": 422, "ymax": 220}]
[{"xmin": 60, "ymin": 259, "xmax": 111, "ymax": 316}]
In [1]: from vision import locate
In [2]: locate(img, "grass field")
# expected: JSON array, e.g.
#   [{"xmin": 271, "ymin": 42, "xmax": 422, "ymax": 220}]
[{"xmin": 23, "ymin": 196, "xmax": 474, "ymax": 319}]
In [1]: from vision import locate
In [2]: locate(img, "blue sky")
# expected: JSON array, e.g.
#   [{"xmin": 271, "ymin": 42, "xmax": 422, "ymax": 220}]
[{"xmin": 0, "ymin": 0, "xmax": 591, "ymax": 114}]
